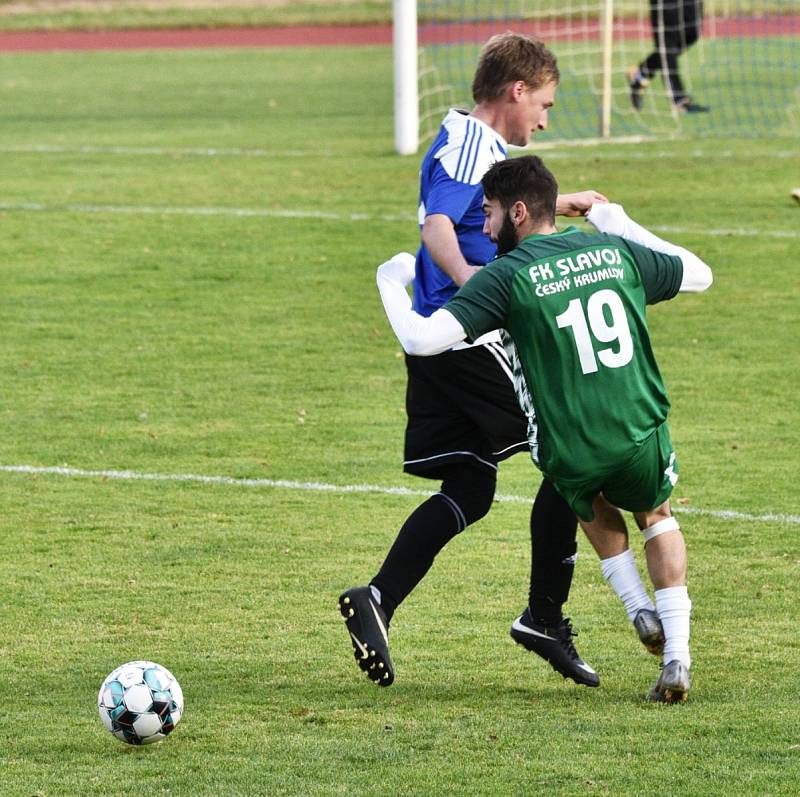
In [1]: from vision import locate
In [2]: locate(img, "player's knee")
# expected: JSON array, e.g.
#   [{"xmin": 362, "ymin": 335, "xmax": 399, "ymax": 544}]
[{"xmin": 440, "ymin": 465, "xmax": 497, "ymax": 528}]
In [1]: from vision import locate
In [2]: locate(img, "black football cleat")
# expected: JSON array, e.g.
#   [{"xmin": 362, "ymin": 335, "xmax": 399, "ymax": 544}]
[
  {"xmin": 338, "ymin": 586, "xmax": 394, "ymax": 686},
  {"xmin": 511, "ymin": 609, "xmax": 600, "ymax": 687},
  {"xmin": 626, "ymin": 66, "xmax": 648, "ymax": 111},
  {"xmin": 675, "ymin": 97, "xmax": 710, "ymax": 113}
]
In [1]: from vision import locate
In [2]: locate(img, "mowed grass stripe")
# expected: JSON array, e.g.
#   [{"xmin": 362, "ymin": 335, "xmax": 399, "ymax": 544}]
[
  {"xmin": 2, "ymin": 463, "xmax": 797, "ymax": 526},
  {"xmin": 0, "ymin": 200, "xmax": 797, "ymax": 239},
  {"xmin": 1, "ymin": 143, "xmax": 797, "ymax": 161}
]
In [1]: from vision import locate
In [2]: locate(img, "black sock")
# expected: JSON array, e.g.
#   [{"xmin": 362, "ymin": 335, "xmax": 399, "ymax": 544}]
[
  {"xmin": 370, "ymin": 495, "xmax": 458, "ymax": 621},
  {"xmin": 528, "ymin": 479, "xmax": 578, "ymax": 628},
  {"xmin": 371, "ymin": 464, "xmax": 496, "ymax": 622}
]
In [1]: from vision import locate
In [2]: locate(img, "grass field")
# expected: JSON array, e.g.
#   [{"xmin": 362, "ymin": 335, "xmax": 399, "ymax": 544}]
[{"xmin": 1, "ymin": 40, "xmax": 799, "ymax": 797}]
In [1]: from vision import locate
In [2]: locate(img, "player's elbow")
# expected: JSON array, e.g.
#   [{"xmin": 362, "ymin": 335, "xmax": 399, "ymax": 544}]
[
  {"xmin": 693, "ymin": 262, "xmax": 713, "ymax": 292},
  {"xmin": 401, "ymin": 322, "xmax": 456, "ymax": 356},
  {"xmin": 401, "ymin": 331, "xmax": 441, "ymax": 357},
  {"xmin": 680, "ymin": 258, "xmax": 713, "ymax": 293},
  {"xmin": 397, "ymin": 308, "xmax": 465, "ymax": 355}
]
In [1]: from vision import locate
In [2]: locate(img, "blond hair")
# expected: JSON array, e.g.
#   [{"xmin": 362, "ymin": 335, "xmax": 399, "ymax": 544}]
[{"xmin": 471, "ymin": 32, "xmax": 560, "ymax": 103}]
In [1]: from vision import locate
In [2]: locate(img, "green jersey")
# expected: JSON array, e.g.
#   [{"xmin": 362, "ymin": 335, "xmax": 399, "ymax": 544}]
[{"xmin": 445, "ymin": 227, "xmax": 683, "ymax": 483}]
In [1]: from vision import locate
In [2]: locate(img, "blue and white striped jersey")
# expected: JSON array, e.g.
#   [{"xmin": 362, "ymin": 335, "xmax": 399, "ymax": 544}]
[{"xmin": 413, "ymin": 109, "xmax": 507, "ymax": 318}]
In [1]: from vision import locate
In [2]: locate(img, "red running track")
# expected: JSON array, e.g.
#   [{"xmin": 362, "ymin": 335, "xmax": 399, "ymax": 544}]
[{"xmin": 0, "ymin": 17, "xmax": 796, "ymax": 52}]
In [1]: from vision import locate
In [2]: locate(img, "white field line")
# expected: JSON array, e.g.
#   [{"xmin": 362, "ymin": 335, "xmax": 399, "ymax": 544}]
[
  {"xmin": 2, "ymin": 463, "xmax": 798, "ymax": 527},
  {"xmin": 0, "ymin": 201, "xmax": 410, "ymax": 223},
  {"xmin": 0, "ymin": 200, "xmax": 797, "ymax": 239},
  {"xmin": 1, "ymin": 143, "xmax": 797, "ymax": 161},
  {"xmin": 0, "ymin": 144, "xmax": 322, "ymax": 158},
  {"xmin": 536, "ymin": 144, "xmax": 800, "ymax": 160}
]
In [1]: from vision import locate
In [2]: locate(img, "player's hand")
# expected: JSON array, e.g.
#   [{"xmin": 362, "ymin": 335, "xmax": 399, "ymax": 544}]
[{"xmin": 556, "ymin": 190, "xmax": 609, "ymax": 217}]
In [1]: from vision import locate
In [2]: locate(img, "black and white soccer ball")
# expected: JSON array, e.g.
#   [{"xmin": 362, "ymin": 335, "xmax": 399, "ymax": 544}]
[{"xmin": 98, "ymin": 660, "xmax": 184, "ymax": 745}]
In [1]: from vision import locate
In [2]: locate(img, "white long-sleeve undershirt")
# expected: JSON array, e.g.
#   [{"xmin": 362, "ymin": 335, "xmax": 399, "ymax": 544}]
[
  {"xmin": 586, "ymin": 203, "xmax": 713, "ymax": 292},
  {"xmin": 375, "ymin": 253, "xmax": 466, "ymax": 356},
  {"xmin": 377, "ymin": 204, "xmax": 713, "ymax": 356}
]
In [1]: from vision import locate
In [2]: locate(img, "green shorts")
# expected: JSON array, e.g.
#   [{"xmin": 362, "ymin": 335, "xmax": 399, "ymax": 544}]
[{"xmin": 554, "ymin": 422, "xmax": 679, "ymax": 522}]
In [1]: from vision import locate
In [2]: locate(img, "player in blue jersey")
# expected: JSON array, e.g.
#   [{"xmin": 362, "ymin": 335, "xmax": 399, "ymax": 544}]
[{"xmin": 340, "ymin": 33, "xmax": 637, "ymax": 689}]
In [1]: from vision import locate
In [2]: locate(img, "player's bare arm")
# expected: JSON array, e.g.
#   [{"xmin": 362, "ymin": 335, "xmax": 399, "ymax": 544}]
[
  {"xmin": 421, "ymin": 214, "xmax": 482, "ymax": 286},
  {"xmin": 556, "ymin": 190, "xmax": 608, "ymax": 217}
]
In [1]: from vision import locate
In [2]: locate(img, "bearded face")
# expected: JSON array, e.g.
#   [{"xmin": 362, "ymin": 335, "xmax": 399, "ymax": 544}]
[{"xmin": 495, "ymin": 210, "xmax": 519, "ymax": 256}]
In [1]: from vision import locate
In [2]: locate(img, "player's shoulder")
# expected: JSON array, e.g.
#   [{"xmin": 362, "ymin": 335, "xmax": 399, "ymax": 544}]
[
  {"xmin": 518, "ymin": 227, "xmax": 598, "ymax": 257},
  {"xmin": 483, "ymin": 247, "xmax": 534, "ymax": 279},
  {"xmin": 431, "ymin": 109, "xmax": 507, "ymax": 185}
]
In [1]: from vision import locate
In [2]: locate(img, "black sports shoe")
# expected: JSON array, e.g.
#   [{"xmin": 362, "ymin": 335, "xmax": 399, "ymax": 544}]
[
  {"xmin": 510, "ymin": 609, "xmax": 600, "ymax": 687},
  {"xmin": 626, "ymin": 66, "xmax": 648, "ymax": 111},
  {"xmin": 675, "ymin": 97, "xmax": 710, "ymax": 113},
  {"xmin": 338, "ymin": 586, "xmax": 394, "ymax": 686}
]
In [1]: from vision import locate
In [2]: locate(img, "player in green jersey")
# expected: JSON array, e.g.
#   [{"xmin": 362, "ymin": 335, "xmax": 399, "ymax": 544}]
[{"xmin": 376, "ymin": 155, "xmax": 712, "ymax": 702}]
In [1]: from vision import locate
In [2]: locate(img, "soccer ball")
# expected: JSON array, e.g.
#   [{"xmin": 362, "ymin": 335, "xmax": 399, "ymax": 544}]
[{"xmin": 98, "ymin": 660, "xmax": 184, "ymax": 745}]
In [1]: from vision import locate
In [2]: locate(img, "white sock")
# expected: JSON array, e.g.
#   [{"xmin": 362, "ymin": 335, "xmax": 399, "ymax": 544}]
[
  {"xmin": 600, "ymin": 548, "xmax": 655, "ymax": 621},
  {"xmin": 655, "ymin": 586, "xmax": 692, "ymax": 669},
  {"xmin": 369, "ymin": 584, "xmax": 382, "ymax": 604}
]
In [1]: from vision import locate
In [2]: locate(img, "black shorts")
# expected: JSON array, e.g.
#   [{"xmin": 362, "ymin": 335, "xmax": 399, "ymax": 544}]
[{"xmin": 403, "ymin": 343, "xmax": 529, "ymax": 479}]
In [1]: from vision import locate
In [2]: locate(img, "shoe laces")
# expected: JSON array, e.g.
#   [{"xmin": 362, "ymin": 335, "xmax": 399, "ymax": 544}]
[{"xmin": 556, "ymin": 618, "xmax": 581, "ymax": 660}]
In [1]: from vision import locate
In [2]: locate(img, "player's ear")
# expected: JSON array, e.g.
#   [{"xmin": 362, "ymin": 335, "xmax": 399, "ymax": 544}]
[
  {"xmin": 511, "ymin": 200, "xmax": 528, "ymax": 227},
  {"xmin": 508, "ymin": 80, "xmax": 527, "ymax": 102}
]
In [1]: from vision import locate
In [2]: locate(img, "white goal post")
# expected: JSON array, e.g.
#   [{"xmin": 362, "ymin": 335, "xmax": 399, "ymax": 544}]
[
  {"xmin": 394, "ymin": 1, "xmax": 800, "ymax": 154},
  {"xmin": 393, "ymin": 0, "xmax": 619, "ymax": 154},
  {"xmin": 393, "ymin": 0, "xmax": 419, "ymax": 155}
]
